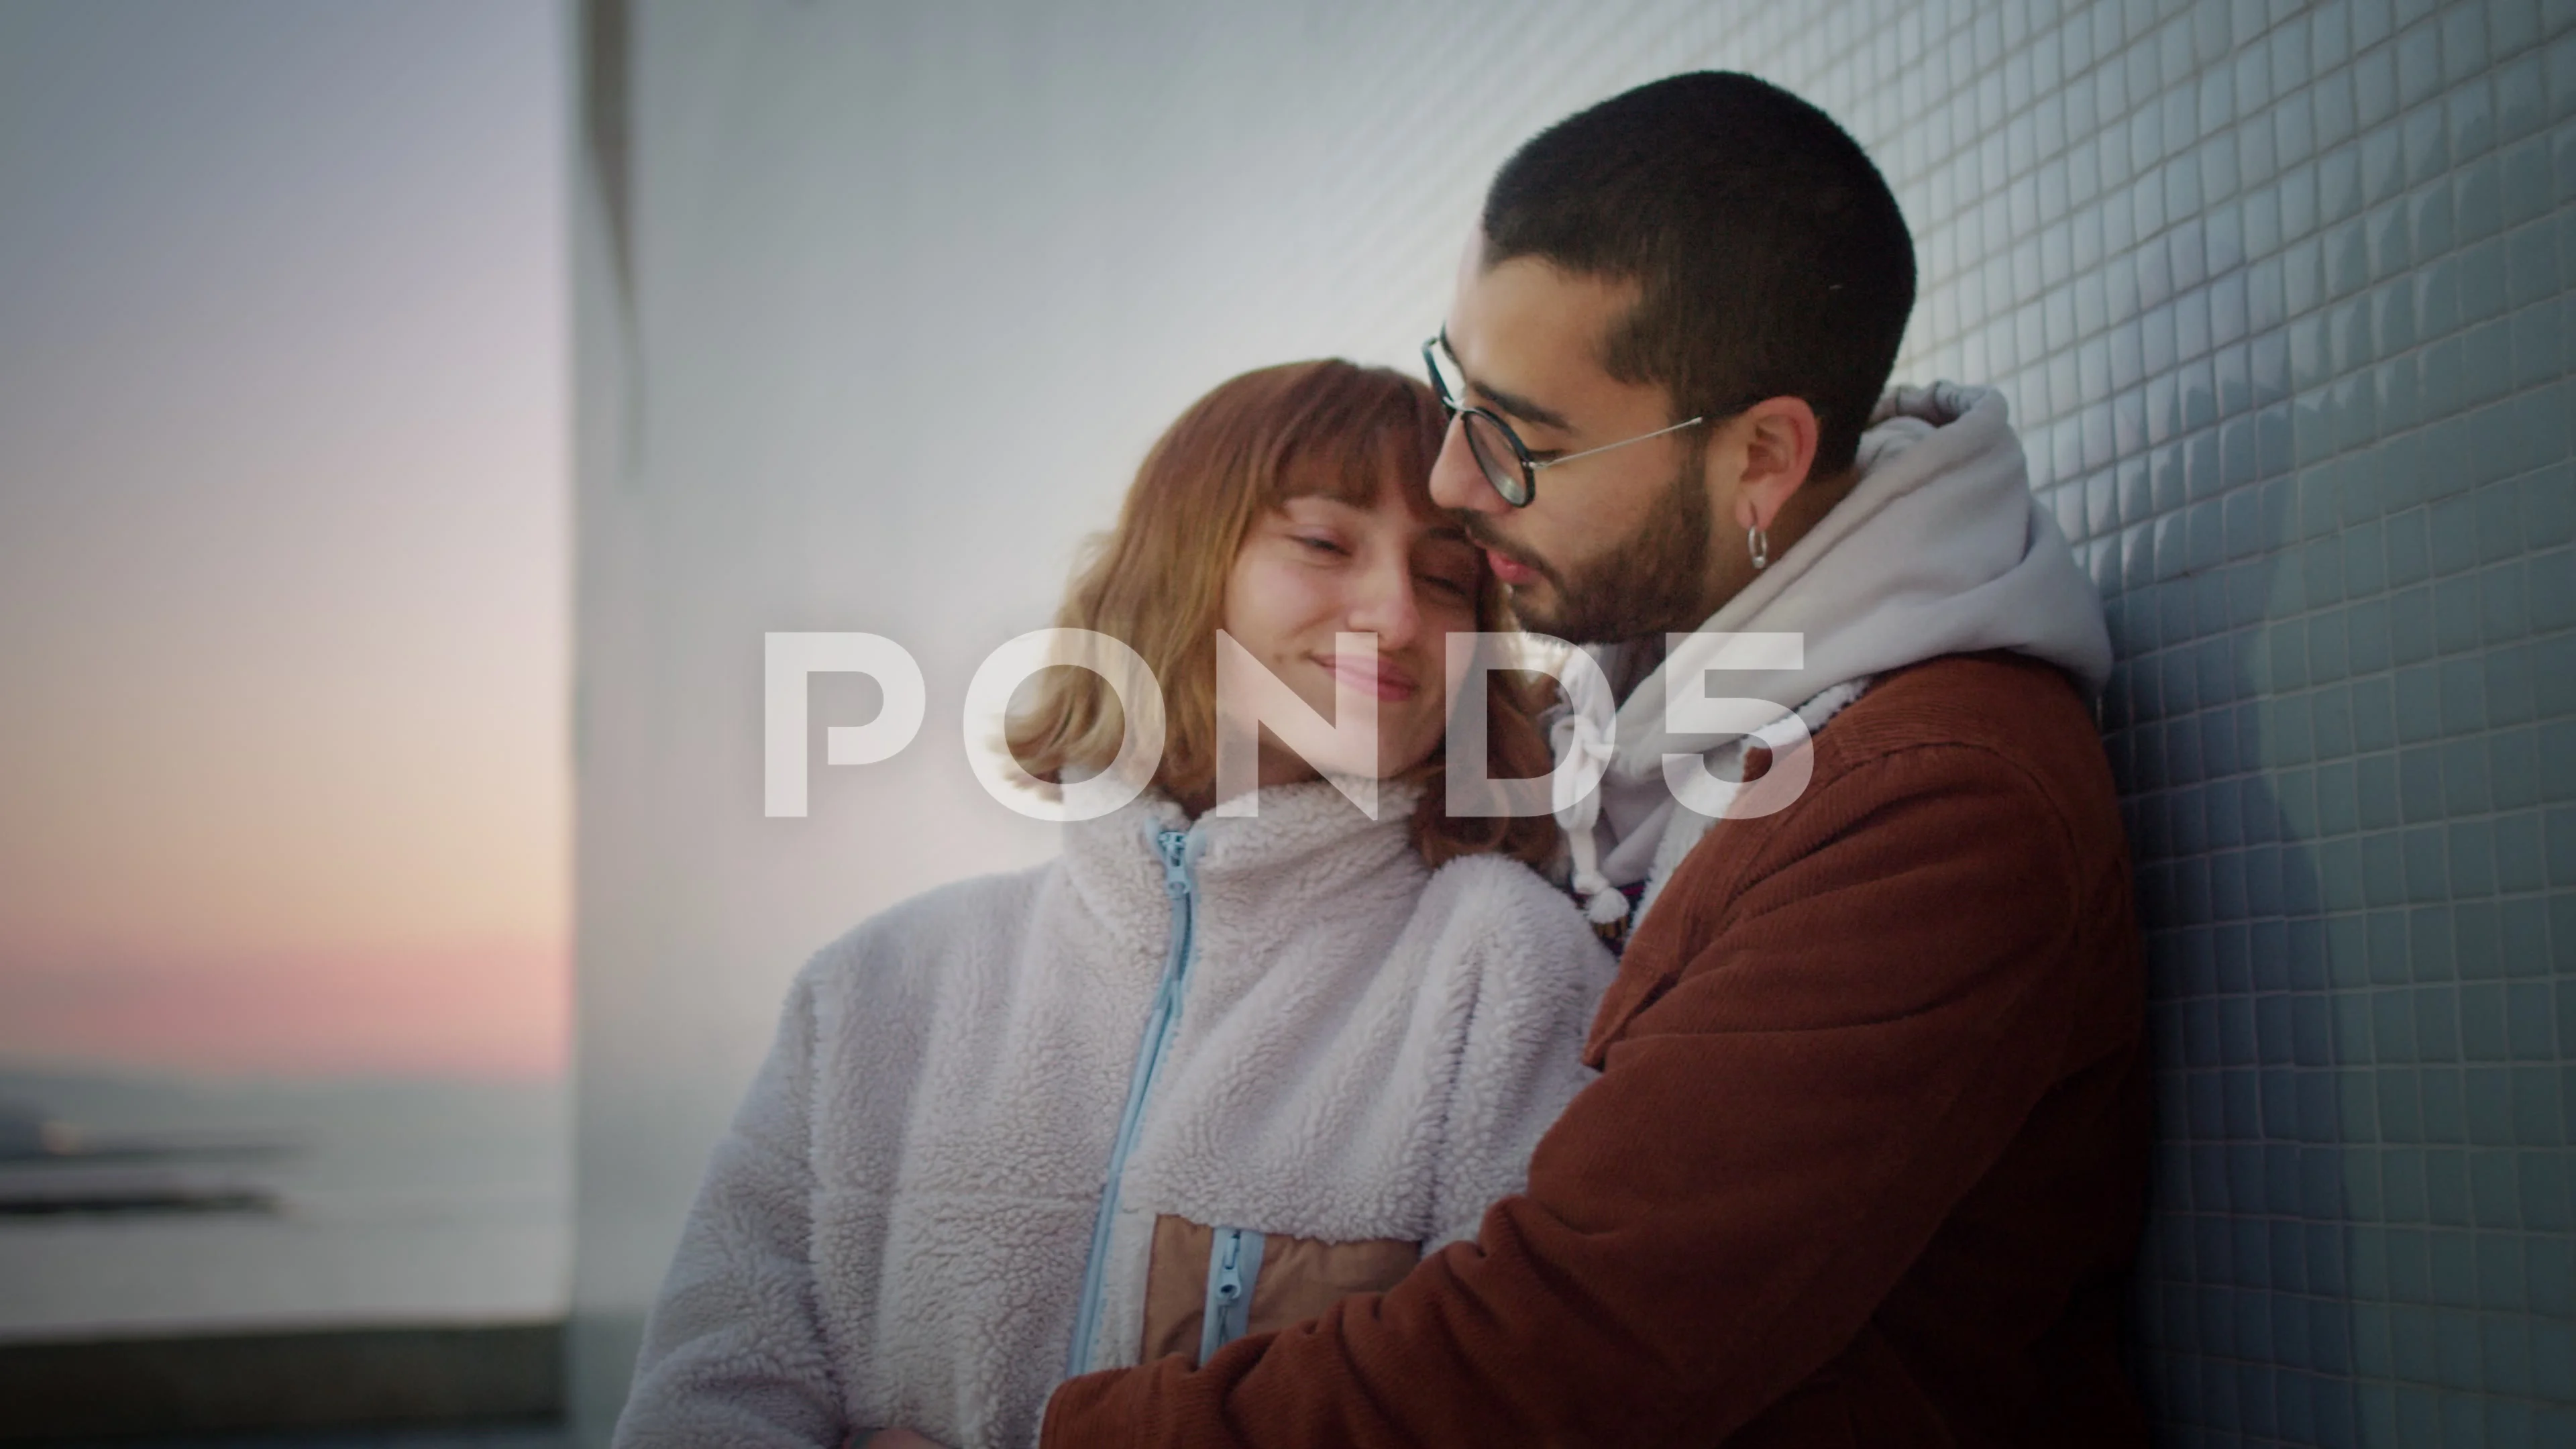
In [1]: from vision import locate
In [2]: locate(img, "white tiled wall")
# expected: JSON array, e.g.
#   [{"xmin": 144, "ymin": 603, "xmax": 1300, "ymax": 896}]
[{"xmin": 576, "ymin": 2, "xmax": 2576, "ymax": 1442}]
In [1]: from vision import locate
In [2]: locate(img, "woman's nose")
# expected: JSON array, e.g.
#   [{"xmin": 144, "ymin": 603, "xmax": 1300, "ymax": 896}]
[{"xmin": 1344, "ymin": 554, "xmax": 1423, "ymax": 649}]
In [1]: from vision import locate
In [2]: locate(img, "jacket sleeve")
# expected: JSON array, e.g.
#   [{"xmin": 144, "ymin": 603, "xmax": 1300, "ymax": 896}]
[
  {"xmin": 614, "ymin": 968, "xmax": 849, "ymax": 1449},
  {"xmin": 1040, "ymin": 743, "xmax": 2102, "ymax": 1448},
  {"xmin": 1425, "ymin": 869, "xmax": 1615, "ymax": 1250}
]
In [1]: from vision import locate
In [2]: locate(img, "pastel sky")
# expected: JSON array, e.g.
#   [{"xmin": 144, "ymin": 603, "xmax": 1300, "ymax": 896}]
[{"xmin": 0, "ymin": 0, "xmax": 566, "ymax": 1079}]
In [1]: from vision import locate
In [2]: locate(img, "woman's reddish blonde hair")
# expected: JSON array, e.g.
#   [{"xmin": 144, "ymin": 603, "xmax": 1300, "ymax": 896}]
[{"xmin": 1007, "ymin": 358, "xmax": 1559, "ymax": 869}]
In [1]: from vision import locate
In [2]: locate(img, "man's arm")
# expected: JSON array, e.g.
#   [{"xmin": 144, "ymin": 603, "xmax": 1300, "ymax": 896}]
[{"xmin": 1043, "ymin": 742, "xmax": 2114, "ymax": 1447}]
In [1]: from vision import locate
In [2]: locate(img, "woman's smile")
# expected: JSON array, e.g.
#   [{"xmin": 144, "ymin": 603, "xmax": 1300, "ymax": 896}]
[
  {"xmin": 1222, "ymin": 476, "xmax": 1481, "ymax": 784},
  {"xmin": 1318, "ymin": 650, "xmax": 1418, "ymax": 702}
]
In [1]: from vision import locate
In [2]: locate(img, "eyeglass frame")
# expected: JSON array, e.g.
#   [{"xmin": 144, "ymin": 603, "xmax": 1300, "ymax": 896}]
[{"xmin": 1422, "ymin": 331, "xmax": 1709, "ymax": 508}]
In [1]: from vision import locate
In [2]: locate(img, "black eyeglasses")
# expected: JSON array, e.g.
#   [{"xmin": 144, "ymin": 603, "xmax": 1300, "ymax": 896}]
[{"xmin": 1423, "ymin": 333, "xmax": 1707, "ymax": 508}]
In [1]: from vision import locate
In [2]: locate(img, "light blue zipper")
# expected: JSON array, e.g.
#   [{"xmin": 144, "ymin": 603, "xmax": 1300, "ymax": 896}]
[
  {"xmin": 1064, "ymin": 824, "xmax": 1199, "ymax": 1379},
  {"xmin": 1197, "ymin": 1225, "xmax": 1267, "ymax": 1363}
]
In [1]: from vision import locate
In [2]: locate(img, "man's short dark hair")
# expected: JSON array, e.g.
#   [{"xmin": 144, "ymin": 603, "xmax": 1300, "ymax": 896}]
[{"xmin": 1482, "ymin": 72, "xmax": 1916, "ymax": 477}]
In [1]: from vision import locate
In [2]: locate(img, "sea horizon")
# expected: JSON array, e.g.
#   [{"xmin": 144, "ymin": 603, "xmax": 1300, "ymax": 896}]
[{"xmin": 0, "ymin": 1059, "xmax": 570, "ymax": 1343}]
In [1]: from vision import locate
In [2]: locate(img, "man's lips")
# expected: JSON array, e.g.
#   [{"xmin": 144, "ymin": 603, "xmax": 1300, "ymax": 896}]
[
  {"xmin": 1463, "ymin": 519, "xmax": 1548, "ymax": 587},
  {"xmin": 1484, "ymin": 547, "xmax": 1544, "ymax": 586},
  {"xmin": 1321, "ymin": 653, "xmax": 1418, "ymax": 702}
]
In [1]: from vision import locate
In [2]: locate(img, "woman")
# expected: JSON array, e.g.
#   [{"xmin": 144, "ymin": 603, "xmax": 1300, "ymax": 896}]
[{"xmin": 614, "ymin": 361, "xmax": 1614, "ymax": 1449}]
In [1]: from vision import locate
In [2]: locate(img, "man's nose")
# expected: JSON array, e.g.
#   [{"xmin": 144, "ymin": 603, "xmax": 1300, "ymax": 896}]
[{"xmin": 1428, "ymin": 417, "xmax": 1509, "ymax": 514}]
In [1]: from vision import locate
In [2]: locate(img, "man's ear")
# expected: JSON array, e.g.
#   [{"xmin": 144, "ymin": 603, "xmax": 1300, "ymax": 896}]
[{"xmin": 1725, "ymin": 397, "xmax": 1822, "ymax": 533}]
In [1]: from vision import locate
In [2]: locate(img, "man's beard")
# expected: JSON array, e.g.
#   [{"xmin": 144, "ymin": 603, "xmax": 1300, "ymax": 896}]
[{"xmin": 1477, "ymin": 458, "xmax": 1715, "ymax": 646}]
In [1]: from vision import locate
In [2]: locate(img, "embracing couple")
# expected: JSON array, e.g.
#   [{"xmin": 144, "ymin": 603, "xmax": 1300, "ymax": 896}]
[{"xmin": 617, "ymin": 72, "xmax": 2148, "ymax": 1448}]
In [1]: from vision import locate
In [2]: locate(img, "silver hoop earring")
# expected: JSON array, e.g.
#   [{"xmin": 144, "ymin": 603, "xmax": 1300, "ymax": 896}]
[{"xmin": 1747, "ymin": 525, "xmax": 1770, "ymax": 570}]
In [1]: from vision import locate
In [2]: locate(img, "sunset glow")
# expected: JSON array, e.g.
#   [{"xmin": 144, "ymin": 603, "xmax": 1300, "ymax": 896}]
[{"xmin": 0, "ymin": 0, "xmax": 567, "ymax": 1081}]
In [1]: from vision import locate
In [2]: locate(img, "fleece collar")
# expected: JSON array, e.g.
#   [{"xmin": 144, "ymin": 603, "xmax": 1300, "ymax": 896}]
[{"xmin": 1060, "ymin": 775, "xmax": 1426, "ymax": 920}]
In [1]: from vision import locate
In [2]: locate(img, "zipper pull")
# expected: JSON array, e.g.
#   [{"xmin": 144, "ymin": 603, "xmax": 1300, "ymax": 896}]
[
  {"xmin": 1215, "ymin": 1229, "xmax": 1244, "ymax": 1301},
  {"xmin": 1199, "ymin": 1225, "xmax": 1265, "ymax": 1362},
  {"xmin": 1158, "ymin": 828, "xmax": 1191, "ymax": 898}
]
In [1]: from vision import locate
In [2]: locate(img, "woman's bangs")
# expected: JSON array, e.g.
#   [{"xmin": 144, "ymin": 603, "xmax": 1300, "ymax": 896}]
[{"xmin": 1261, "ymin": 389, "xmax": 1447, "ymax": 517}]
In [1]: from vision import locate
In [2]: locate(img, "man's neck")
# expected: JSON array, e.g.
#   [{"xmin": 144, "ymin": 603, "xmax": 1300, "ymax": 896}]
[
  {"xmin": 1600, "ymin": 634, "xmax": 1668, "ymax": 708},
  {"xmin": 1766, "ymin": 464, "xmax": 1863, "ymax": 566}
]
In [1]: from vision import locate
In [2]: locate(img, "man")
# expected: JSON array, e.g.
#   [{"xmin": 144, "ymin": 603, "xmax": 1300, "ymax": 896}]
[{"xmin": 1040, "ymin": 71, "xmax": 2149, "ymax": 1446}]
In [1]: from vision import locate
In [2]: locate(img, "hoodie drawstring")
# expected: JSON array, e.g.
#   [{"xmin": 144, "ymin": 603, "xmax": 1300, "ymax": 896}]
[{"xmin": 1549, "ymin": 657, "xmax": 1629, "ymax": 930}]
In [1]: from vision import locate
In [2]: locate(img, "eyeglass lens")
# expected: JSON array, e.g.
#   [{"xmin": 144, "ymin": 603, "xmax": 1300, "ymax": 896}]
[
  {"xmin": 1426, "ymin": 341, "xmax": 1534, "ymax": 506},
  {"xmin": 1461, "ymin": 413, "xmax": 1531, "ymax": 506}
]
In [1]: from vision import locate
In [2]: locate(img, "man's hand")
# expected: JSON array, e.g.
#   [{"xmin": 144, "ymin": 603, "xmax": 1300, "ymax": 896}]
[{"xmin": 861, "ymin": 1430, "xmax": 949, "ymax": 1449}]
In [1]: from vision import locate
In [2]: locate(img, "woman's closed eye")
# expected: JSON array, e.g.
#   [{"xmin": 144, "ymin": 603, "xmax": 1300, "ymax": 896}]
[{"xmin": 1293, "ymin": 533, "xmax": 1350, "ymax": 557}]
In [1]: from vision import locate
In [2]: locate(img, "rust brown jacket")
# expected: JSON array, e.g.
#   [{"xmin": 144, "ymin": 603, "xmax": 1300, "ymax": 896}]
[{"xmin": 1042, "ymin": 651, "xmax": 2150, "ymax": 1447}]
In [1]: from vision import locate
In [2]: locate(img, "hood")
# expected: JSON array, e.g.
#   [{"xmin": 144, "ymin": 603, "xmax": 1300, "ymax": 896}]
[
  {"xmin": 1556, "ymin": 382, "xmax": 2110, "ymax": 912},
  {"xmin": 1608, "ymin": 381, "xmax": 2108, "ymax": 777}
]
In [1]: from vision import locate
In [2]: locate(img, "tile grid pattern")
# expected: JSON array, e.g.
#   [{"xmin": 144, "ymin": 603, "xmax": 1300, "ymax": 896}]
[{"xmin": 1754, "ymin": 1, "xmax": 2576, "ymax": 1442}]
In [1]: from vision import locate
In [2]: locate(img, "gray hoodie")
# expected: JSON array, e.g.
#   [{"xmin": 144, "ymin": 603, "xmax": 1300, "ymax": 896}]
[{"xmin": 1557, "ymin": 382, "xmax": 2113, "ymax": 927}]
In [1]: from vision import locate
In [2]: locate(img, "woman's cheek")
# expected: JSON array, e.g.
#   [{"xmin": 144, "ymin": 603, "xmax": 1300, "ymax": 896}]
[{"xmin": 1436, "ymin": 622, "xmax": 1478, "ymax": 716}]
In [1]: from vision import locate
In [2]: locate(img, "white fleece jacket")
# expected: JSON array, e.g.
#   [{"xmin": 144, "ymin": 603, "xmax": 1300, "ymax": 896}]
[
  {"xmin": 614, "ymin": 780, "xmax": 1614, "ymax": 1449},
  {"xmin": 1558, "ymin": 382, "xmax": 2115, "ymax": 925}
]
